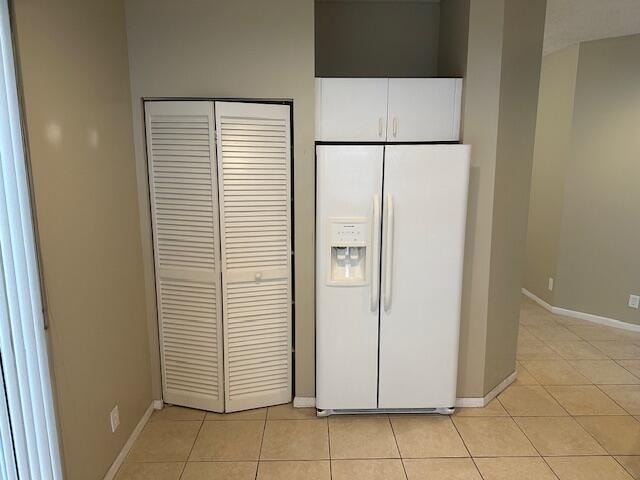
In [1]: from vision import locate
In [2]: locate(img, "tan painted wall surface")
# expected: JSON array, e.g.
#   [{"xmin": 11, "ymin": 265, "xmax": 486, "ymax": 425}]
[
  {"xmin": 124, "ymin": 0, "xmax": 316, "ymax": 398},
  {"xmin": 315, "ymin": 1, "xmax": 440, "ymax": 77},
  {"xmin": 554, "ymin": 34, "xmax": 640, "ymax": 325},
  {"xmin": 524, "ymin": 45, "xmax": 579, "ymax": 305},
  {"xmin": 485, "ymin": 0, "xmax": 546, "ymax": 392},
  {"xmin": 12, "ymin": 1, "xmax": 152, "ymax": 478}
]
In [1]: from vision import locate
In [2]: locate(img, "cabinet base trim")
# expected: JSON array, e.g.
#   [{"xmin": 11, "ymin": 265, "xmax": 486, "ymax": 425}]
[
  {"xmin": 293, "ymin": 396, "xmax": 316, "ymax": 408},
  {"xmin": 455, "ymin": 371, "xmax": 517, "ymax": 408}
]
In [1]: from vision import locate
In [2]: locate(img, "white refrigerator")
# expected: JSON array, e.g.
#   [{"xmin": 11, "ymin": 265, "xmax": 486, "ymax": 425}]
[{"xmin": 316, "ymin": 143, "xmax": 470, "ymax": 414}]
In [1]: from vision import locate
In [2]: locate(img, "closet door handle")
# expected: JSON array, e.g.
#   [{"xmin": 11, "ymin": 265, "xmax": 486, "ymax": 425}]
[
  {"xmin": 383, "ymin": 194, "xmax": 394, "ymax": 312},
  {"xmin": 392, "ymin": 117, "xmax": 398, "ymax": 138},
  {"xmin": 370, "ymin": 194, "xmax": 381, "ymax": 311}
]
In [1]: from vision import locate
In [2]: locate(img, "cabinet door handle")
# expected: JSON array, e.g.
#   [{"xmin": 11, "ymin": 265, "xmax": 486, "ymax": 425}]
[
  {"xmin": 392, "ymin": 117, "xmax": 398, "ymax": 138},
  {"xmin": 378, "ymin": 117, "xmax": 383, "ymax": 138}
]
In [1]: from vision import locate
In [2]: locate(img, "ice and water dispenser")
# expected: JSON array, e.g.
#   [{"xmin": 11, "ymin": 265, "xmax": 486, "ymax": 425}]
[{"xmin": 327, "ymin": 218, "xmax": 368, "ymax": 285}]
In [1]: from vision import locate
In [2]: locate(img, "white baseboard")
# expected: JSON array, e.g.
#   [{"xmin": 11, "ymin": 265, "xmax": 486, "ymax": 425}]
[
  {"xmin": 522, "ymin": 288, "xmax": 640, "ymax": 333},
  {"xmin": 153, "ymin": 399, "xmax": 164, "ymax": 410},
  {"xmin": 455, "ymin": 370, "xmax": 517, "ymax": 408},
  {"xmin": 103, "ymin": 402, "xmax": 154, "ymax": 480},
  {"xmin": 293, "ymin": 396, "xmax": 316, "ymax": 408}
]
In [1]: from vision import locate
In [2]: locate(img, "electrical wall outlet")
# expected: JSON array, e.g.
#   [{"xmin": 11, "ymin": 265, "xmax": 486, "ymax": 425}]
[
  {"xmin": 110, "ymin": 405, "xmax": 120, "ymax": 433},
  {"xmin": 548, "ymin": 277, "xmax": 554, "ymax": 291},
  {"xmin": 629, "ymin": 295, "xmax": 640, "ymax": 310}
]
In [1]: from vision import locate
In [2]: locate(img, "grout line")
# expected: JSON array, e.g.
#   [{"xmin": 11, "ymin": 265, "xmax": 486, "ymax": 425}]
[
  {"xmin": 387, "ymin": 415, "xmax": 409, "ymax": 480},
  {"xmin": 449, "ymin": 415, "xmax": 486, "ymax": 480},
  {"xmin": 255, "ymin": 418, "xmax": 268, "ymax": 480},
  {"xmin": 327, "ymin": 417, "xmax": 332, "ymax": 480},
  {"xmin": 178, "ymin": 417, "xmax": 205, "ymax": 480}
]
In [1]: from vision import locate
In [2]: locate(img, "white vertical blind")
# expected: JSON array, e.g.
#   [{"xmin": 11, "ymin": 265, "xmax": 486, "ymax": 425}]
[{"xmin": 0, "ymin": 0, "xmax": 62, "ymax": 478}]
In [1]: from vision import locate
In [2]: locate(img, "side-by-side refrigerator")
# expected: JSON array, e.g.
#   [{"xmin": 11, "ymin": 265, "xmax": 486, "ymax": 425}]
[{"xmin": 315, "ymin": 78, "xmax": 470, "ymax": 414}]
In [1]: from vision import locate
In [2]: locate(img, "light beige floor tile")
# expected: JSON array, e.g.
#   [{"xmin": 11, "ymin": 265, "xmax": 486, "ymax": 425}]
[
  {"xmin": 591, "ymin": 342, "xmax": 640, "ymax": 360},
  {"xmin": 451, "ymin": 417, "xmax": 537, "ymax": 457},
  {"xmin": 600, "ymin": 386, "xmax": 640, "ymax": 414},
  {"xmin": 189, "ymin": 420, "xmax": 264, "ymax": 461},
  {"xmin": 455, "ymin": 398, "xmax": 509, "ymax": 417},
  {"xmin": 567, "ymin": 325, "xmax": 628, "ymax": 341},
  {"xmin": 260, "ymin": 420, "xmax": 329, "ymax": 460},
  {"xmin": 329, "ymin": 417, "xmax": 398, "ymax": 459},
  {"xmin": 519, "ymin": 312, "xmax": 560, "ymax": 328},
  {"xmin": 545, "ymin": 456, "xmax": 634, "ymax": 480},
  {"xmin": 391, "ymin": 415, "xmax": 468, "ymax": 458},
  {"xmin": 127, "ymin": 421, "xmax": 201, "ymax": 462},
  {"xmin": 618, "ymin": 360, "xmax": 640, "ymax": 378},
  {"xmin": 498, "ymin": 385, "xmax": 567, "ymax": 416},
  {"xmin": 615, "ymin": 456, "xmax": 640, "ymax": 479},
  {"xmin": 115, "ymin": 463, "xmax": 184, "ymax": 480},
  {"xmin": 575, "ymin": 416, "xmax": 640, "ymax": 455},
  {"xmin": 514, "ymin": 416, "xmax": 605, "ymax": 456},
  {"xmin": 206, "ymin": 408, "xmax": 267, "ymax": 421},
  {"xmin": 568, "ymin": 360, "xmax": 640, "ymax": 384},
  {"xmin": 545, "ymin": 385, "xmax": 626, "ymax": 415},
  {"xmin": 474, "ymin": 457, "xmax": 557, "ymax": 480},
  {"xmin": 256, "ymin": 460, "xmax": 330, "ymax": 480},
  {"xmin": 547, "ymin": 341, "xmax": 609, "ymax": 360},
  {"xmin": 521, "ymin": 360, "xmax": 590, "ymax": 385},
  {"xmin": 518, "ymin": 327, "xmax": 538, "ymax": 343},
  {"xmin": 514, "ymin": 362, "xmax": 539, "ymax": 386},
  {"xmin": 150, "ymin": 406, "xmax": 206, "ymax": 422},
  {"xmin": 267, "ymin": 403, "xmax": 317, "ymax": 420},
  {"xmin": 403, "ymin": 458, "xmax": 482, "ymax": 480},
  {"xmin": 527, "ymin": 326, "xmax": 582, "ymax": 342},
  {"xmin": 181, "ymin": 462, "xmax": 257, "ymax": 480},
  {"xmin": 331, "ymin": 459, "xmax": 406, "ymax": 480},
  {"xmin": 517, "ymin": 341, "xmax": 562, "ymax": 361}
]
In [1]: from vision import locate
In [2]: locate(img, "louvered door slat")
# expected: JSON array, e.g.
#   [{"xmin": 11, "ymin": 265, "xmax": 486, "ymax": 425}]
[
  {"xmin": 215, "ymin": 102, "xmax": 292, "ymax": 412},
  {"xmin": 146, "ymin": 101, "xmax": 224, "ymax": 412}
]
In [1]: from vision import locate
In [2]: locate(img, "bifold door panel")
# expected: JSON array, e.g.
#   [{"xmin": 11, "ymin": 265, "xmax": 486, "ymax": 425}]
[
  {"xmin": 316, "ymin": 145, "xmax": 383, "ymax": 410},
  {"xmin": 146, "ymin": 101, "xmax": 225, "ymax": 411},
  {"xmin": 146, "ymin": 100, "xmax": 292, "ymax": 413},
  {"xmin": 215, "ymin": 102, "xmax": 292, "ymax": 412}
]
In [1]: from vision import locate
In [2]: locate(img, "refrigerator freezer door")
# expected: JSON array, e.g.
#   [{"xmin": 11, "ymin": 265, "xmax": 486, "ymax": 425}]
[
  {"xmin": 378, "ymin": 144, "xmax": 470, "ymax": 409},
  {"xmin": 316, "ymin": 145, "xmax": 384, "ymax": 410}
]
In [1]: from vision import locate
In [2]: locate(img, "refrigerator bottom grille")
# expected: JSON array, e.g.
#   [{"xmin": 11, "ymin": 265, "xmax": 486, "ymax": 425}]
[{"xmin": 316, "ymin": 407, "xmax": 455, "ymax": 417}]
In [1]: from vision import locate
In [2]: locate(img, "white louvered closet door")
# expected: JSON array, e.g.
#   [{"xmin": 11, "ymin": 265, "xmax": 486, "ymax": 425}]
[
  {"xmin": 215, "ymin": 102, "xmax": 292, "ymax": 412},
  {"xmin": 145, "ymin": 101, "xmax": 224, "ymax": 412}
]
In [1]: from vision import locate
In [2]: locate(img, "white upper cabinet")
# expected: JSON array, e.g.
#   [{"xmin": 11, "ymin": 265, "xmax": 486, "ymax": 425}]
[
  {"xmin": 315, "ymin": 78, "xmax": 389, "ymax": 142},
  {"xmin": 387, "ymin": 78, "xmax": 462, "ymax": 142}
]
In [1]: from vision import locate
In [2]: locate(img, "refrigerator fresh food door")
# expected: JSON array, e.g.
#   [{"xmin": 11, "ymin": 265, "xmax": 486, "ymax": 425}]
[
  {"xmin": 316, "ymin": 145, "xmax": 384, "ymax": 410},
  {"xmin": 378, "ymin": 144, "xmax": 470, "ymax": 409}
]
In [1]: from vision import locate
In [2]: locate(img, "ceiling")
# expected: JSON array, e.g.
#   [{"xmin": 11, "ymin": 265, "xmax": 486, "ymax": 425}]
[{"xmin": 544, "ymin": 0, "xmax": 640, "ymax": 55}]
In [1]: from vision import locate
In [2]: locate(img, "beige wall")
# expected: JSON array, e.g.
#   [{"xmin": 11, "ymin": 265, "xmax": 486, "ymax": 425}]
[
  {"xmin": 11, "ymin": 1, "xmax": 152, "ymax": 479},
  {"xmin": 554, "ymin": 34, "xmax": 640, "ymax": 325},
  {"xmin": 444, "ymin": 0, "xmax": 545, "ymax": 397},
  {"xmin": 315, "ymin": 1, "xmax": 440, "ymax": 77},
  {"xmin": 524, "ymin": 45, "xmax": 579, "ymax": 304},
  {"xmin": 484, "ymin": 0, "xmax": 546, "ymax": 392},
  {"xmin": 124, "ymin": 0, "xmax": 316, "ymax": 398}
]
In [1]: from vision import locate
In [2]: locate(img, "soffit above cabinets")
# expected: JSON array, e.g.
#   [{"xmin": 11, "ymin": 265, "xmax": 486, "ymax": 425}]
[{"xmin": 544, "ymin": 0, "xmax": 640, "ymax": 55}]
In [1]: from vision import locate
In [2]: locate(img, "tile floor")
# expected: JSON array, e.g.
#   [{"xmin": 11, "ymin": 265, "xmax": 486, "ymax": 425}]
[{"xmin": 116, "ymin": 296, "xmax": 640, "ymax": 479}]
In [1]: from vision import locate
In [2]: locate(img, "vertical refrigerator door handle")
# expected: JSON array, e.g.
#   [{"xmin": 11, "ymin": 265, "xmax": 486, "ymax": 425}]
[
  {"xmin": 370, "ymin": 194, "xmax": 381, "ymax": 311},
  {"xmin": 383, "ymin": 194, "xmax": 394, "ymax": 312}
]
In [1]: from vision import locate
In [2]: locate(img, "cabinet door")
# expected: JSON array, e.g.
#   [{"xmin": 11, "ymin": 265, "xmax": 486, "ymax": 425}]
[
  {"xmin": 146, "ymin": 101, "xmax": 225, "ymax": 412},
  {"xmin": 387, "ymin": 78, "xmax": 462, "ymax": 142},
  {"xmin": 316, "ymin": 78, "xmax": 388, "ymax": 141},
  {"xmin": 215, "ymin": 101, "xmax": 292, "ymax": 412},
  {"xmin": 316, "ymin": 145, "xmax": 383, "ymax": 410},
  {"xmin": 378, "ymin": 145, "xmax": 470, "ymax": 409}
]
